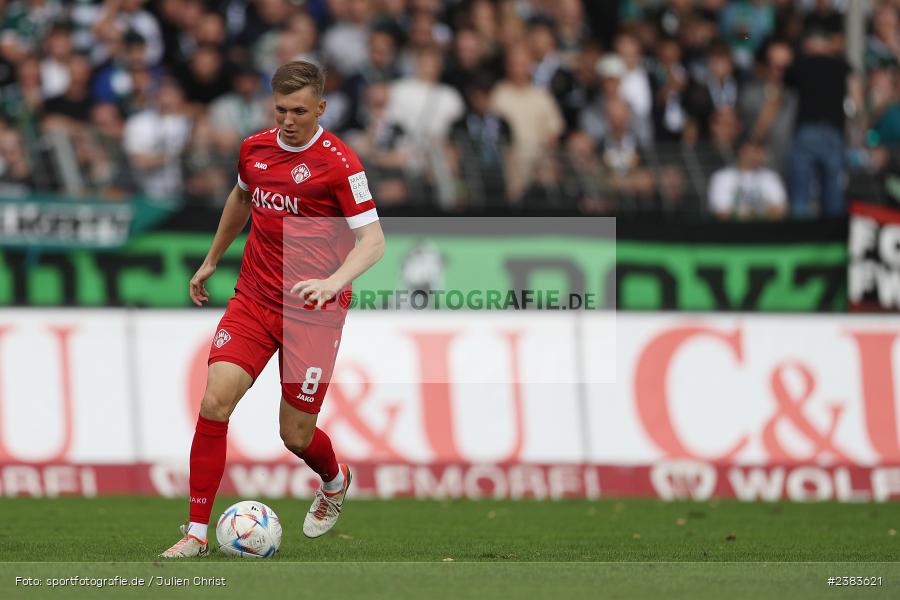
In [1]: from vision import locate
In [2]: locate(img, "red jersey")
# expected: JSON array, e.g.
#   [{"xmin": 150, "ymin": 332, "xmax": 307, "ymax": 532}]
[{"xmin": 235, "ymin": 126, "xmax": 378, "ymax": 327}]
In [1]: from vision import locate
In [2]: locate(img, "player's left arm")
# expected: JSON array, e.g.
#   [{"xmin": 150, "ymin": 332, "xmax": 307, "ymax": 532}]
[{"xmin": 291, "ymin": 220, "xmax": 385, "ymax": 308}]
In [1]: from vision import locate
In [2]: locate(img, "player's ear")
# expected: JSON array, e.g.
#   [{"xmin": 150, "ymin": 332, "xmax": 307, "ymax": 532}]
[{"xmin": 317, "ymin": 99, "xmax": 326, "ymax": 118}]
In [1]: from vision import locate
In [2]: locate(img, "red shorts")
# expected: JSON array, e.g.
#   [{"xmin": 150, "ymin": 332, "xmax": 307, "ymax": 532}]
[{"xmin": 207, "ymin": 292, "xmax": 342, "ymax": 413}]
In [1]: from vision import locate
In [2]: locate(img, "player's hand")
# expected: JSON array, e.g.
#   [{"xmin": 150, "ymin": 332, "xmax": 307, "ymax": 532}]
[
  {"xmin": 291, "ymin": 278, "xmax": 339, "ymax": 309},
  {"xmin": 190, "ymin": 262, "xmax": 216, "ymax": 306}
]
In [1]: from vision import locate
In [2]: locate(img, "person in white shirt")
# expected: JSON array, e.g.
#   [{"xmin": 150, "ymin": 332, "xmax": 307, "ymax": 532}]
[
  {"xmin": 124, "ymin": 78, "xmax": 192, "ymax": 200},
  {"xmin": 40, "ymin": 23, "xmax": 73, "ymax": 99},
  {"xmin": 708, "ymin": 139, "xmax": 788, "ymax": 219},
  {"xmin": 614, "ymin": 31, "xmax": 654, "ymax": 147},
  {"xmin": 322, "ymin": 0, "xmax": 372, "ymax": 76},
  {"xmin": 490, "ymin": 43, "xmax": 565, "ymax": 201},
  {"xmin": 386, "ymin": 44, "xmax": 465, "ymax": 143},
  {"xmin": 208, "ymin": 66, "xmax": 269, "ymax": 152}
]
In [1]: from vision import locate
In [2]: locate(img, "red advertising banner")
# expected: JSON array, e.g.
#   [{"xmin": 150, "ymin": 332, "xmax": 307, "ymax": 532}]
[
  {"xmin": 0, "ymin": 309, "xmax": 899, "ymax": 503},
  {"xmin": 2, "ymin": 462, "xmax": 900, "ymax": 502}
]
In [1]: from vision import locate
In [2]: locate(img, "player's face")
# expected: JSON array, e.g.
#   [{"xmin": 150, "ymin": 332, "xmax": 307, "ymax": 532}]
[{"xmin": 274, "ymin": 87, "xmax": 325, "ymax": 147}]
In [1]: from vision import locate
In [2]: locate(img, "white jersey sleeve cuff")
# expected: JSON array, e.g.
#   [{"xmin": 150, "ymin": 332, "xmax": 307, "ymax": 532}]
[
  {"xmin": 237, "ymin": 174, "xmax": 249, "ymax": 191},
  {"xmin": 345, "ymin": 208, "xmax": 379, "ymax": 229}
]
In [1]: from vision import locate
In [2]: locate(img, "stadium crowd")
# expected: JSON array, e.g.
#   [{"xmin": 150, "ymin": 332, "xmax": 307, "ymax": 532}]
[{"xmin": 0, "ymin": 0, "xmax": 897, "ymax": 218}]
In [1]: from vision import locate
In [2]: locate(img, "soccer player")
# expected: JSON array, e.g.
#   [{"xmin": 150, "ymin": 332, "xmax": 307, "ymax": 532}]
[{"xmin": 161, "ymin": 61, "xmax": 384, "ymax": 558}]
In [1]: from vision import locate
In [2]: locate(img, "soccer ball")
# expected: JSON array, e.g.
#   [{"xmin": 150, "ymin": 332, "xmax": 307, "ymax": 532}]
[{"xmin": 215, "ymin": 500, "xmax": 282, "ymax": 558}]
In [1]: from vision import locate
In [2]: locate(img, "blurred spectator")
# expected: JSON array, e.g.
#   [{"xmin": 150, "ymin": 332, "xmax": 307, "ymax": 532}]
[
  {"xmin": 614, "ymin": 29, "xmax": 654, "ymax": 146},
  {"xmin": 869, "ymin": 69, "xmax": 900, "ymax": 146},
  {"xmin": 123, "ymin": 77, "xmax": 191, "ymax": 200},
  {"xmin": 684, "ymin": 42, "xmax": 739, "ymax": 140},
  {"xmin": 387, "ymin": 44, "xmax": 464, "ymax": 144},
  {"xmin": 0, "ymin": 126, "xmax": 33, "ymax": 196},
  {"xmin": 376, "ymin": 0, "xmax": 407, "ymax": 31},
  {"xmin": 583, "ymin": 0, "xmax": 620, "ymax": 49},
  {"xmin": 41, "ymin": 22, "xmax": 73, "ymax": 99},
  {"xmin": 0, "ymin": 54, "xmax": 43, "ymax": 135},
  {"xmin": 772, "ymin": 0, "xmax": 804, "ymax": 42},
  {"xmin": 708, "ymin": 139, "xmax": 788, "ymax": 219},
  {"xmin": 708, "ymin": 105, "xmax": 743, "ymax": 161},
  {"xmin": 551, "ymin": 0, "xmax": 590, "ymax": 62},
  {"xmin": 397, "ymin": 9, "xmax": 448, "ymax": 75},
  {"xmin": 449, "ymin": 75, "xmax": 512, "ymax": 207},
  {"xmin": 84, "ymin": 102, "xmax": 134, "ymax": 198},
  {"xmin": 194, "ymin": 9, "xmax": 226, "ymax": 48},
  {"xmin": 719, "ymin": 0, "xmax": 775, "ymax": 72},
  {"xmin": 120, "ymin": 63, "xmax": 158, "ymax": 116},
  {"xmin": 227, "ymin": 0, "xmax": 292, "ymax": 65},
  {"xmin": 785, "ymin": 29, "xmax": 853, "ymax": 217},
  {"xmin": 739, "ymin": 40, "xmax": 797, "ymax": 171},
  {"xmin": 597, "ymin": 97, "xmax": 656, "ymax": 209},
  {"xmin": 529, "ymin": 16, "xmax": 592, "ymax": 137},
  {"xmin": 490, "ymin": 42, "xmax": 564, "ymax": 201},
  {"xmin": 581, "ymin": 55, "xmax": 645, "ymax": 149},
  {"xmin": 678, "ymin": 15, "xmax": 720, "ymax": 81},
  {"xmin": 652, "ymin": 0, "xmax": 695, "ymax": 39},
  {"xmin": 43, "ymin": 53, "xmax": 94, "ymax": 127},
  {"xmin": 443, "ymin": 27, "xmax": 495, "ymax": 93},
  {"xmin": 0, "ymin": 0, "xmax": 63, "ymax": 62},
  {"xmin": 320, "ymin": 66, "xmax": 354, "ymax": 133},
  {"xmin": 92, "ymin": 30, "xmax": 154, "ymax": 108},
  {"xmin": 469, "ymin": 0, "xmax": 502, "ymax": 60},
  {"xmin": 0, "ymin": 0, "xmax": 888, "ymax": 217},
  {"xmin": 528, "ymin": 17, "xmax": 565, "ymax": 91},
  {"xmin": 557, "ymin": 43, "xmax": 601, "ymax": 134},
  {"xmin": 346, "ymin": 81, "xmax": 410, "ymax": 206},
  {"xmin": 288, "ymin": 12, "xmax": 322, "ymax": 66},
  {"xmin": 255, "ymin": 9, "xmax": 320, "ymax": 77},
  {"xmin": 92, "ymin": 0, "xmax": 163, "ymax": 67},
  {"xmin": 345, "ymin": 28, "xmax": 400, "ymax": 112},
  {"xmin": 286, "ymin": 11, "xmax": 323, "ymax": 66},
  {"xmin": 177, "ymin": 44, "xmax": 231, "ymax": 110},
  {"xmin": 155, "ymin": 0, "xmax": 204, "ymax": 69},
  {"xmin": 263, "ymin": 26, "xmax": 316, "ymax": 83},
  {"xmin": 804, "ymin": 0, "xmax": 845, "ymax": 55},
  {"xmin": 564, "ymin": 130, "xmax": 607, "ymax": 213},
  {"xmin": 685, "ymin": 106, "xmax": 744, "ymax": 182},
  {"xmin": 866, "ymin": 3, "xmax": 900, "ymax": 72},
  {"xmin": 183, "ymin": 114, "xmax": 231, "ymax": 206},
  {"xmin": 208, "ymin": 66, "xmax": 270, "ymax": 152},
  {"xmin": 407, "ymin": 6, "xmax": 453, "ymax": 51},
  {"xmin": 650, "ymin": 36, "xmax": 688, "ymax": 142},
  {"xmin": 323, "ymin": 0, "xmax": 372, "ymax": 76},
  {"xmin": 0, "ymin": 54, "xmax": 15, "ymax": 93}
]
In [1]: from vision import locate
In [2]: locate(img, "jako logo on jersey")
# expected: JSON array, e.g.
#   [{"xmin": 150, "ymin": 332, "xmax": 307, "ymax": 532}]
[
  {"xmin": 213, "ymin": 329, "xmax": 231, "ymax": 348},
  {"xmin": 291, "ymin": 163, "xmax": 311, "ymax": 184},
  {"xmin": 254, "ymin": 162, "xmax": 268, "ymax": 170},
  {"xmin": 296, "ymin": 392, "xmax": 315, "ymax": 403},
  {"xmin": 251, "ymin": 187, "xmax": 301, "ymax": 214}
]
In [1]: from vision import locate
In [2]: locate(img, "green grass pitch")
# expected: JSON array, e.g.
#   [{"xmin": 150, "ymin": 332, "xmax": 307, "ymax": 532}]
[{"xmin": 1, "ymin": 496, "xmax": 899, "ymax": 599}]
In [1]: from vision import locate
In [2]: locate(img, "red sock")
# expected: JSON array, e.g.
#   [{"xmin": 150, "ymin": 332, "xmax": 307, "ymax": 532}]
[
  {"xmin": 188, "ymin": 415, "xmax": 229, "ymax": 525},
  {"xmin": 298, "ymin": 427, "xmax": 339, "ymax": 481}
]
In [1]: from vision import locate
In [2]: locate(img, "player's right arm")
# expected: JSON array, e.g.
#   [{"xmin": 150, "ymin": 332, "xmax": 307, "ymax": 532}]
[{"xmin": 189, "ymin": 183, "xmax": 252, "ymax": 306}]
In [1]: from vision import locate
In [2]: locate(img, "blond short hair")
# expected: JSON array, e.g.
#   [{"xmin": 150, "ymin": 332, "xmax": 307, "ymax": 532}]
[{"xmin": 271, "ymin": 61, "xmax": 325, "ymax": 97}]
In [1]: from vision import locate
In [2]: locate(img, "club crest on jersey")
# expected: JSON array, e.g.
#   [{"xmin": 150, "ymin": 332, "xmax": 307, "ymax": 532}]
[
  {"xmin": 213, "ymin": 329, "xmax": 231, "ymax": 348},
  {"xmin": 291, "ymin": 163, "xmax": 311, "ymax": 184}
]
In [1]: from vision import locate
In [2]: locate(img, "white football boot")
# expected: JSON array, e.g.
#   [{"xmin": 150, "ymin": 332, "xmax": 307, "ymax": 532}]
[
  {"xmin": 303, "ymin": 464, "xmax": 352, "ymax": 538},
  {"xmin": 159, "ymin": 523, "xmax": 209, "ymax": 558}
]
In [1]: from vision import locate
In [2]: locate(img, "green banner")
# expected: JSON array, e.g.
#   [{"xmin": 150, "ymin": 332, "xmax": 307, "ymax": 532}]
[
  {"xmin": 0, "ymin": 227, "xmax": 846, "ymax": 311},
  {"xmin": 0, "ymin": 195, "xmax": 177, "ymax": 250}
]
